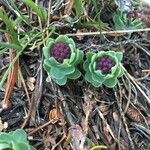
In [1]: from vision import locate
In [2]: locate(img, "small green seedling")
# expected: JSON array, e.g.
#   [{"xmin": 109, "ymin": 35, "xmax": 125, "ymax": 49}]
[
  {"xmin": 43, "ymin": 35, "xmax": 84, "ymax": 85},
  {"xmin": 113, "ymin": 10, "xmax": 142, "ymax": 30},
  {"xmin": 83, "ymin": 50, "xmax": 124, "ymax": 88},
  {"xmin": 0, "ymin": 129, "xmax": 35, "ymax": 150}
]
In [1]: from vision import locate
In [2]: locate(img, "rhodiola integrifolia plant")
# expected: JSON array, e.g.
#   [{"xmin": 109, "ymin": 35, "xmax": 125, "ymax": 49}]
[
  {"xmin": 0, "ymin": 129, "xmax": 35, "ymax": 150},
  {"xmin": 83, "ymin": 51, "xmax": 124, "ymax": 88},
  {"xmin": 43, "ymin": 35, "xmax": 84, "ymax": 85}
]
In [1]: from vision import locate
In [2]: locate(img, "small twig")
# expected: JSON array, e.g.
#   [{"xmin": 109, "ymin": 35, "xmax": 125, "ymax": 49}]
[
  {"xmin": 66, "ymin": 28, "xmax": 150, "ymax": 36},
  {"xmin": 115, "ymin": 84, "xmax": 135, "ymax": 149},
  {"xmin": 51, "ymin": 135, "xmax": 66, "ymax": 150},
  {"xmin": 28, "ymin": 120, "xmax": 52, "ymax": 136},
  {"xmin": 136, "ymin": 72, "xmax": 150, "ymax": 81},
  {"xmin": 122, "ymin": 66, "xmax": 150, "ymax": 104},
  {"xmin": 142, "ymin": 70, "xmax": 150, "ymax": 72},
  {"xmin": 21, "ymin": 94, "xmax": 35, "ymax": 129},
  {"xmin": 134, "ymin": 43, "xmax": 150, "ymax": 56},
  {"xmin": 47, "ymin": 0, "xmax": 52, "ymax": 28},
  {"xmin": 19, "ymin": 69, "xmax": 31, "ymax": 104},
  {"xmin": 96, "ymin": 108, "xmax": 119, "ymax": 143},
  {"xmin": 80, "ymin": 38, "xmax": 147, "ymax": 52}
]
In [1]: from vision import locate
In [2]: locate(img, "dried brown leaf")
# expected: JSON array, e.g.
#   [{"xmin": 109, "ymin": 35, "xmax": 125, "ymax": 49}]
[
  {"xmin": 49, "ymin": 108, "xmax": 60, "ymax": 124},
  {"xmin": 64, "ymin": 0, "xmax": 74, "ymax": 15},
  {"xmin": 0, "ymin": 118, "xmax": 8, "ymax": 131},
  {"xmin": 69, "ymin": 124, "xmax": 89, "ymax": 150},
  {"xmin": 98, "ymin": 103, "xmax": 110, "ymax": 116},
  {"xmin": 103, "ymin": 126, "xmax": 113, "ymax": 145},
  {"xmin": 125, "ymin": 106, "xmax": 145, "ymax": 123},
  {"xmin": 27, "ymin": 77, "xmax": 35, "ymax": 91}
]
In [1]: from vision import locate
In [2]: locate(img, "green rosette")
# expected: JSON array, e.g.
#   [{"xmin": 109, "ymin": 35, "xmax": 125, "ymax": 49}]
[
  {"xmin": 83, "ymin": 50, "xmax": 124, "ymax": 88},
  {"xmin": 43, "ymin": 35, "xmax": 84, "ymax": 85},
  {"xmin": 0, "ymin": 129, "xmax": 35, "ymax": 150}
]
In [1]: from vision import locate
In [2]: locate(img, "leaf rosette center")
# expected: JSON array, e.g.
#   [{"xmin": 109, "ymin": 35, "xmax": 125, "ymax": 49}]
[
  {"xmin": 96, "ymin": 55, "xmax": 115, "ymax": 74},
  {"xmin": 51, "ymin": 42, "xmax": 71, "ymax": 63}
]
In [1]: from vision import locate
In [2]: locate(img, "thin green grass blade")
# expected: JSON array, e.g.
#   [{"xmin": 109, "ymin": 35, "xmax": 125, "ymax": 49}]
[
  {"xmin": 74, "ymin": 0, "xmax": 82, "ymax": 20},
  {"xmin": 0, "ymin": 7, "xmax": 19, "ymax": 45},
  {"xmin": 91, "ymin": 0, "xmax": 98, "ymax": 16},
  {"xmin": 0, "ymin": 48, "xmax": 8, "ymax": 54},
  {"xmin": 22, "ymin": 0, "xmax": 47, "ymax": 23},
  {"xmin": 0, "ymin": 25, "xmax": 55, "ymax": 89},
  {"xmin": 0, "ymin": 41, "xmax": 22, "ymax": 51},
  {"xmin": 7, "ymin": 0, "xmax": 33, "ymax": 27}
]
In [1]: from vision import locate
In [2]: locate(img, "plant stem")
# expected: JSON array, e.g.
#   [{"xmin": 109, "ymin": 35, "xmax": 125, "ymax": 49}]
[{"xmin": 1, "ymin": 34, "xmax": 19, "ymax": 109}]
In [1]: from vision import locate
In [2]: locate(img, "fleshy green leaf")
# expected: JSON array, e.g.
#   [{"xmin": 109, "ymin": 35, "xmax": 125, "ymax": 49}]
[
  {"xmin": 105, "ymin": 64, "xmax": 117, "ymax": 79},
  {"xmin": 0, "ymin": 133, "xmax": 13, "ymax": 142},
  {"xmin": 46, "ymin": 41, "xmax": 55, "ymax": 53},
  {"xmin": 46, "ymin": 38, "xmax": 55, "ymax": 47},
  {"xmin": 17, "ymin": 142, "xmax": 31, "ymax": 150},
  {"xmin": 72, "ymin": 50, "xmax": 84, "ymax": 65},
  {"xmin": 85, "ymin": 73, "xmax": 93, "ymax": 83},
  {"xmin": 0, "ymin": 143, "xmax": 12, "ymax": 149},
  {"xmin": 92, "ymin": 71, "xmax": 105, "ymax": 83},
  {"xmin": 83, "ymin": 59, "xmax": 90, "ymax": 71},
  {"xmin": 84, "ymin": 57, "xmax": 104, "ymax": 87},
  {"xmin": 91, "ymin": 80, "xmax": 102, "ymax": 87},
  {"xmin": 53, "ymin": 77, "xmax": 67, "ymax": 86},
  {"xmin": 30, "ymin": 145, "xmax": 36, "ymax": 150},
  {"xmin": 68, "ymin": 44, "xmax": 76, "ymax": 64},
  {"xmin": 115, "ymin": 52, "xmax": 123, "ymax": 62},
  {"xmin": 66, "ymin": 38, "xmax": 76, "ymax": 49},
  {"xmin": 90, "ymin": 53, "xmax": 97, "ymax": 64},
  {"xmin": 50, "ymin": 67, "xmax": 65, "ymax": 79},
  {"xmin": 55, "ymin": 35, "xmax": 69, "ymax": 43},
  {"xmin": 54, "ymin": 61, "xmax": 75, "ymax": 75},
  {"xmin": 0, "ymin": 129, "xmax": 34, "ymax": 150},
  {"xmin": 43, "ymin": 47, "xmax": 50, "ymax": 59},
  {"xmin": 12, "ymin": 129, "xmax": 27, "ymax": 143},
  {"xmin": 91, "ymin": 62, "xmax": 105, "ymax": 83},
  {"xmin": 59, "ymin": 60, "xmax": 70, "ymax": 68},
  {"xmin": 11, "ymin": 141, "xmax": 20, "ymax": 150},
  {"xmin": 86, "ymin": 51, "xmax": 95, "ymax": 60},
  {"xmin": 85, "ymin": 68, "xmax": 102, "ymax": 87},
  {"xmin": 96, "ymin": 51, "xmax": 106, "ymax": 58},
  {"xmin": 112, "ymin": 64, "xmax": 124, "ymax": 78},
  {"xmin": 60, "ymin": 66, "xmax": 75, "ymax": 75},
  {"xmin": 67, "ymin": 68, "xmax": 81, "ymax": 79},
  {"xmin": 103, "ymin": 77, "xmax": 118, "ymax": 88},
  {"xmin": 43, "ymin": 61, "xmax": 51, "ymax": 73},
  {"xmin": 104, "ymin": 50, "xmax": 115, "ymax": 56},
  {"xmin": 44, "ymin": 58, "xmax": 59, "ymax": 68},
  {"xmin": 118, "ymin": 66, "xmax": 124, "ymax": 77}
]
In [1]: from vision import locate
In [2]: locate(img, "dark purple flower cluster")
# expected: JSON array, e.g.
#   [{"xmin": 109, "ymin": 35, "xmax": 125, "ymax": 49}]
[
  {"xmin": 96, "ymin": 55, "xmax": 115, "ymax": 74},
  {"xmin": 51, "ymin": 42, "xmax": 71, "ymax": 63}
]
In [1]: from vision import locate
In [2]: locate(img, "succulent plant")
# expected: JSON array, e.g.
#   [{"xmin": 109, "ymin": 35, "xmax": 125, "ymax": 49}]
[
  {"xmin": 83, "ymin": 51, "xmax": 124, "ymax": 88},
  {"xmin": 113, "ymin": 10, "xmax": 142, "ymax": 30},
  {"xmin": 43, "ymin": 35, "xmax": 84, "ymax": 85},
  {"xmin": 0, "ymin": 129, "xmax": 35, "ymax": 150}
]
